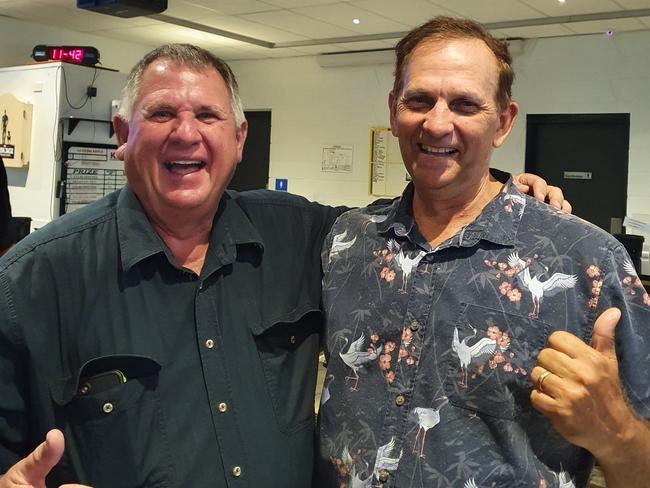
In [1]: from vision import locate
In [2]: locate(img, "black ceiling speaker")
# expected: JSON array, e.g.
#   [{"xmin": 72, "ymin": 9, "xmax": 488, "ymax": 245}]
[{"xmin": 77, "ymin": 0, "xmax": 167, "ymax": 18}]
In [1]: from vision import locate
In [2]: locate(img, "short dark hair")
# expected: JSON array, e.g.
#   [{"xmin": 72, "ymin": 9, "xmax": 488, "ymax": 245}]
[{"xmin": 392, "ymin": 16, "xmax": 514, "ymax": 111}]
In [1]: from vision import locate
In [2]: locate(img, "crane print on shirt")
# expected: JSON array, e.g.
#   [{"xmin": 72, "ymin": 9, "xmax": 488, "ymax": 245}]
[
  {"xmin": 507, "ymin": 252, "xmax": 578, "ymax": 318},
  {"xmin": 446, "ymin": 306, "xmax": 542, "ymax": 420}
]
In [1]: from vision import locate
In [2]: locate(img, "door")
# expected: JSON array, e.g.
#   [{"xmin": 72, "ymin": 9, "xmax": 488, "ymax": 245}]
[
  {"xmin": 229, "ymin": 110, "xmax": 271, "ymax": 192},
  {"xmin": 525, "ymin": 113, "xmax": 629, "ymax": 233}
]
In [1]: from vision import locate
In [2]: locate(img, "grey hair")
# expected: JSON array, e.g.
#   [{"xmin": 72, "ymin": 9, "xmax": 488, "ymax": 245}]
[{"xmin": 116, "ymin": 43, "xmax": 246, "ymax": 126}]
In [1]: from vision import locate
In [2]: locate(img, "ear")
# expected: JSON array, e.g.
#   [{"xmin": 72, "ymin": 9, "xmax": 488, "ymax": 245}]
[
  {"xmin": 492, "ymin": 101, "xmax": 518, "ymax": 148},
  {"xmin": 112, "ymin": 115, "xmax": 129, "ymax": 146},
  {"xmin": 235, "ymin": 120, "xmax": 248, "ymax": 163},
  {"xmin": 388, "ymin": 91, "xmax": 399, "ymax": 137}
]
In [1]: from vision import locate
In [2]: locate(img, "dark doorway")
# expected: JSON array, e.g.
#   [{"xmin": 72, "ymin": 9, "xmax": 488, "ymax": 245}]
[
  {"xmin": 525, "ymin": 113, "xmax": 629, "ymax": 233},
  {"xmin": 229, "ymin": 110, "xmax": 271, "ymax": 191}
]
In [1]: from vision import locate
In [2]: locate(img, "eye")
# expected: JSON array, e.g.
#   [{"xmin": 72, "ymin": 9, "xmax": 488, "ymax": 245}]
[
  {"xmin": 451, "ymin": 99, "xmax": 480, "ymax": 114},
  {"xmin": 196, "ymin": 111, "xmax": 220, "ymax": 122},
  {"xmin": 149, "ymin": 109, "xmax": 174, "ymax": 122},
  {"xmin": 402, "ymin": 95, "xmax": 433, "ymax": 111}
]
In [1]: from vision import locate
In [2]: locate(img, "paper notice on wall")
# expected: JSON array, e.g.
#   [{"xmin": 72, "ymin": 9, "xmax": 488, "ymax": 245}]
[
  {"xmin": 64, "ymin": 145, "xmax": 125, "ymax": 213},
  {"xmin": 370, "ymin": 128, "xmax": 407, "ymax": 197},
  {"xmin": 624, "ymin": 215, "xmax": 650, "ymax": 234},
  {"xmin": 322, "ymin": 145, "xmax": 353, "ymax": 173}
]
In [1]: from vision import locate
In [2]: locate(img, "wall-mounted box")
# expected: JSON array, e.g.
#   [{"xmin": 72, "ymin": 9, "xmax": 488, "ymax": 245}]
[{"xmin": 0, "ymin": 94, "xmax": 33, "ymax": 168}]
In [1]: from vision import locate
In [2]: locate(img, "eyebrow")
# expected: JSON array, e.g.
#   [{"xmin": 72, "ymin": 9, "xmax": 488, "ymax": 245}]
[
  {"xmin": 402, "ymin": 87, "xmax": 482, "ymax": 99},
  {"xmin": 142, "ymin": 103, "xmax": 228, "ymax": 115}
]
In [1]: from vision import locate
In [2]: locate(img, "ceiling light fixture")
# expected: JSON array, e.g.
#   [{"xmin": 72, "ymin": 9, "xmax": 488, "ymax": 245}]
[{"xmin": 352, "ymin": 18, "xmax": 360, "ymax": 25}]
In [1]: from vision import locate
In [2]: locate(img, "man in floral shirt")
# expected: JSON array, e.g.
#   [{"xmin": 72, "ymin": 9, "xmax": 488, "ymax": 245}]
[{"xmin": 317, "ymin": 16, "xmax": 650, "ymax": 488}]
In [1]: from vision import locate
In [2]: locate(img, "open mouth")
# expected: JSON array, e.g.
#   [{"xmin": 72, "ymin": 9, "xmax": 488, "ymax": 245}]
[
  {"xmin": 418, "ymin": 143, "xmax": 457, "ymax": 156},
  {"xmin": 164, "ymin": 160, "xmax": 205, "ymax": 174}
]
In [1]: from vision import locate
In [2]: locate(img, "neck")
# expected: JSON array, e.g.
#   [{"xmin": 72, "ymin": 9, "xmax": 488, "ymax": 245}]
[
  {"xmin": 148, "ymin": 210, "xmax": 215, "ymax": 275},
  {"xmin": 412, "ymin": 172, "xmax": 503, "ymax": 248}
]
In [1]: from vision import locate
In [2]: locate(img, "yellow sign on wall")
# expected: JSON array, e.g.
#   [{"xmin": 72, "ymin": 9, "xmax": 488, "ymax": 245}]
[
  {"xmin": 0, "ymin": 94, "xmax": 33, "ymax": 168},
  {"xmin": 369, "ymin": 127, "xmax": 409, "ymax": 197}
]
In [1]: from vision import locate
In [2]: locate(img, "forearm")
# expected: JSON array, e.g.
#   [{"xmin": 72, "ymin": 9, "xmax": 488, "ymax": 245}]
[{"xmin": 597, "ymin": 415, "xmax": 650, "ymax": 488}]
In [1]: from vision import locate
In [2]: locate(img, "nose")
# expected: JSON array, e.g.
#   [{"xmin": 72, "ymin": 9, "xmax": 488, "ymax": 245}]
[
  {"xmin": 170, "ymin": 113, "xmax": 202, "ymax": 145},
  {"xmin": 422, "ymin": 102, "xmax": 454, "ymax": 137}
]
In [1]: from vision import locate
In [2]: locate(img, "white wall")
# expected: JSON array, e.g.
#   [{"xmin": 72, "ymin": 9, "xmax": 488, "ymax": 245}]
[
  {"xmin": 232, "ymin": 56, "xmax": 395, "ymax": 207},
  {"xmin": 1, "ymin": 14, "xmax": 648, "ymax": 223},
  {"xmin": 232, "ymin": 29, "xmax": 650, "ymax": 215}
]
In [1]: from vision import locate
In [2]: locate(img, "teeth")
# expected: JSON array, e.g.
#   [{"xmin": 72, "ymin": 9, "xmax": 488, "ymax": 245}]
[
  {"xmin": 419, "ymin": 144, "xmax": 455, "ymax": 155},
  {"xmin": 164, "ymin": 160, "xmax": 204, "ymax": 170}
]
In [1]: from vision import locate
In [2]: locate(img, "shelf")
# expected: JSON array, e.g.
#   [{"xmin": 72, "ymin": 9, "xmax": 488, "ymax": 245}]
[{"xmin": 65, "ymin": 117, "xmax": 114, "ymax": 138}]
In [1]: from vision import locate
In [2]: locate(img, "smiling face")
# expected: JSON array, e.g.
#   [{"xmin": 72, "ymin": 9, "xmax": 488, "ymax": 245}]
[
  {"xmin": 389, "ymin": 38, "xmax": 517, "ymax": 199},
  {"xmin": 114, "ymin": 59, "xmax": 247, "ymax": 225}
]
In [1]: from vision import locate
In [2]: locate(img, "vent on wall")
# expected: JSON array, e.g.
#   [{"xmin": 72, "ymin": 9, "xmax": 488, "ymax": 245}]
[{"xmin": 317, "ymin": 49, "xmax": 395, "ymax": 68}]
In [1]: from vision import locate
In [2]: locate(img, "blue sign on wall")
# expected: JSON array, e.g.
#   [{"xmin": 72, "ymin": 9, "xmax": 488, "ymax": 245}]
[{"xmin": 275, "ymin": 178, "xmax": 288, "ymax": 191}]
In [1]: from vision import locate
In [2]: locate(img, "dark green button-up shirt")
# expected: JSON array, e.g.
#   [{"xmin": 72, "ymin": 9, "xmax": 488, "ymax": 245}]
[{"xmin": 0, "ymin": 186, "xmax": 341, "ymax": 488}]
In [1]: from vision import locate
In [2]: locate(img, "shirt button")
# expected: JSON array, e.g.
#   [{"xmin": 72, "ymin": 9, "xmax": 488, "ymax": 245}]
[
  {"xmin": 290, "ymin": 335, "xmax": 296, "ymax": 344},
  {"xmin": 395, "ymin": 394, "xmax": 405, "ymax": 406},
  {"xmin": 198, "ymin": 282, "xmax": 204, "ymax": 291},
  {"xmin": 378, "ymin": 469, "xmax": 390, "ymax": 482},
  {"xmin": 205, "ymin": 339, "xmax": 215, "ymax": 349},
  {"xmin": 102, "ymin": 402, "xmax": 114, "ymax": 413},
  {"xmin": 218, "ymin": 402, "xmax": 228, "ymax": 413},
  {"xmin": 231, "ymin": 466, "xmax": 242, "ymax": 477},
  {"xmin": 409, "ymin": 320, "xmax": 419, "ymax": 332}
]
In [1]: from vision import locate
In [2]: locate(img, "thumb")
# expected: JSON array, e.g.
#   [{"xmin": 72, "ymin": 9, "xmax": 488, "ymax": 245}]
[
  {"xmin": 591, "ymin": 307, "xmax": 621, "ymax": 357},
  {"xmin": 17, "ymin": 429, "xmax": 65, "ymax": 484}
]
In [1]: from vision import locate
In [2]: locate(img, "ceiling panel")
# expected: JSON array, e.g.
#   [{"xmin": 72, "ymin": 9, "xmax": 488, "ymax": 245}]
[
  {"xmin": 161, "ymin": 1, "xmax": 223, "ymax": 21},
  {"xmin": 564, "ymin": 17, "xmax": 646, "ymax": 34},
  {"xmin": 519, "ymin": 0, "xmax": 622, "ymax": 16},
  {"xmin": 242, "ymin": 9, "xmax": 359, "ymax": 38},
  {"xmin": 613, "ymin": 0, "xmax": 650, "ymax": 8},
  {"xmin": 198, "ymin": 14, "xmax": 308, "ymax": 43},
  {"xmin": 263, "ymin": 0, "xmax": 339, "ymax": 7},
  {"xmin": 188, "ymin": 0, "xmax": 278, "ymax": 15},
  {"xmin": 431, "ymin": 0, "xmax": 545, "ymax": 23},
  {"xmin": 351, "ymin": 0, "xmax": 455, "ymax": 27},
  {"xmin": 497, "ymin": 24, "xmax": 576, "ymax": 38},
  {"xmin": 640, "ymin": 15, "xmax": 650, "ymax": 27},
  {"xmin": 292, "ymin": 3, "xmax": 411, "ymax": 34}
]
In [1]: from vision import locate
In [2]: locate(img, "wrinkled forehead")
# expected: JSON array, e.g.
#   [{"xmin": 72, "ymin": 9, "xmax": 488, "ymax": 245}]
[{"xmin": 401, "ymin": 38, "xmax": 500, "ymax": 95}]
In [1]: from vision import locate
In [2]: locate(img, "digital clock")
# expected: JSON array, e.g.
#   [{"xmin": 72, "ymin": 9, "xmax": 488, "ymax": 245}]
[{"xmin": 32, "ymin": 45, "xmax": 100, "ymax": 66}]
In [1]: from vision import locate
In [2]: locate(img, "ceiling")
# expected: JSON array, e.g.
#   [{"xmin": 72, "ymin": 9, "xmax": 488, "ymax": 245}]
[{"xmin": 2, "ymin": 0, "xmax": 650, "ymax": 60}]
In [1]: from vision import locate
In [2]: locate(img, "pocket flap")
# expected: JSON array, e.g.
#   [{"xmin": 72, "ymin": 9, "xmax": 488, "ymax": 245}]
[{"xmin": 248, "ymin": 305, "xmax": 322, "ymax": 336}]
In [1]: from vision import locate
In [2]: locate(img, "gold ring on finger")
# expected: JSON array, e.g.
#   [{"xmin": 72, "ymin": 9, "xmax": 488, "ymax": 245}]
[{"xmin": 537, "ymin": 370, "xmax": 551, "ymax": 393}]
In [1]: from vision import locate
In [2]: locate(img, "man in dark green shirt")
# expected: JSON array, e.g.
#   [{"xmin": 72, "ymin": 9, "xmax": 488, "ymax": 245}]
[
  {"xmin": 0, "ymin": 44, "xmax": 565, "ymax": 488},
  {"xmin": 0, "ymin": 43, "xmax": 341, "ymax": 488}
]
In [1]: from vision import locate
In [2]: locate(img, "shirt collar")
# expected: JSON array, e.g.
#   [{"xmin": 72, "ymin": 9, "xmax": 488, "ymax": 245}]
[
  {"xmin": 117, "ymin": 187, "xmax": 264, "ymax": 274},
  {"xmin": 377, "ymin": 175, "xmax": 525, "ymax": 249}
]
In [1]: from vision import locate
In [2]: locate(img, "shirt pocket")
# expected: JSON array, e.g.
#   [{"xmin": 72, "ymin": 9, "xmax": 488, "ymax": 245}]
[
  {"xmin": 251, "ymin": 307, "xmax": 322, "ymax": 435},
  {"xmin": 49, "ymin": 355, "xmax": 173, "ymax": 488},
  {"xmin": 443, "ymin": 303, "xmax": 551, "ymax": 420}
]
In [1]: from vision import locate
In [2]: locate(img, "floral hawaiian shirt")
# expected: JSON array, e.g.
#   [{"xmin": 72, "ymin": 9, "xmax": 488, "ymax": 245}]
[{"xmin": 317, "ymin": 179, "xmax": 650, "ymax": 488}]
